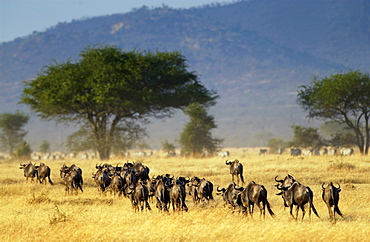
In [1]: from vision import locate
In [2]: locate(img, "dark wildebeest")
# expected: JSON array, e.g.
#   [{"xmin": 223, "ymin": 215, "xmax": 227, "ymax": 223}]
[
  {"xmin": 132, "ymin": 162, "xmax": 150, "ymax": 183},
  {"xmin": 190, "ymin": 176, "xmax": 214, "ymax": 205},
  {"xmin": 225, "ymin": 159, "xmax": 245, "ymax": 185},
  {"xmin": 60, "ymin": 164, "xmax": 83, "ymax": 186},
  {"xmin": 63, "ymin": 169, "xmax": 84, "ymax": 195},
  {"xmin": 121, "ymin": 169, "xmax": 138, "ymax": 196},
  {"xmin": 128, "ymin": 182, "xmax": 151, "ymax": 212},
  {"xmin": 216, "ymin": 182, "xmax": 244, "ymax": 211},
  {"xmin": 153, "ymin": 175, "xmax": 171, "ymax": 212},
  {"xmin": 322, "ymin": 182, "xmax": 343, "ymax": 223},
  {"xmin": 92, "ymin": 167, "xmax": 111, "ymax": 192},
  {"xmin": 36, "ymin": 163, "xmax": 53, "ymax": 185},
  {"xmin": 290, "ymin": 148, "xmax": 302, "ymax": 156},
  {"xmin": 259, "ymin": 149, "xmax": 268, "ymax": 155},
  {"xmin": 276, "ymin": 181, "xmax": 320, "ymax": 221},
  {"xmin": 240, "ymin": 181, "xmax": 274, "ymax": 219},
  {"xmin": 108, "ymin": 173, "xmax": 125, "ymax": 197},
  {"xmin": 19, "ymin": 162, "xmax": 38, "ymax": 183},
  {"xmin": 168, "ymin": 178, "xmax": 189, "ymax": 212}
]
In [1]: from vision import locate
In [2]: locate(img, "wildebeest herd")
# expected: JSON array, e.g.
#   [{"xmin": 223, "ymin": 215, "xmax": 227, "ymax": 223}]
[{"xmin": 19, "ymin": 159, "xmax": 343, "ymax": 223}]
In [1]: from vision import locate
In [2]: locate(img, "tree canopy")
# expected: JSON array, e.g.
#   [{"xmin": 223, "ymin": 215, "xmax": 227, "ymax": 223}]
[
  {"xmin": 297, "ymin": 70, "xmax": 370, "ymax": 154},
  {"xmin": 179, "ymin": 103, "xmax": 222, "ymax": 157},
  {"xmin": 0, "ymin": 111, "xmax": 29, "ymax": 155},
  {"xmin": 21, "ymin": 45, "xmax": 218, "ymax": 160}
]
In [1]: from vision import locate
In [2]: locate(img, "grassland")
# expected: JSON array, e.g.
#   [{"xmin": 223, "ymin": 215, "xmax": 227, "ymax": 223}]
[{"xmin": 1, "ymin": 147, "xmax": 370, "ymax": 241}]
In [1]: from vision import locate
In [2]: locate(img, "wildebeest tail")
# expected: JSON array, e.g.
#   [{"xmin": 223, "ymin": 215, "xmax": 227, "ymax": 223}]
[
  {"xmin": 240, "ymin": 173, "xmax": 245, "ymax": 184},
  {"xmin": 48, "ymin": 177, "xmax": 54, "ymax": 185},
  {"xmin": 330, "ymin": 187, "xmax": 343, "ymax": 217},
  {"xmin": 334, "ymin": 204, "xmax": 343, "ymax": 217},
  {"xmin": 307, "ymin": 187, "xmax": 319, "ymax": 218},
  {"xmin": 266, "ymin": 199, "xmax": 275, "ymax": 217}
]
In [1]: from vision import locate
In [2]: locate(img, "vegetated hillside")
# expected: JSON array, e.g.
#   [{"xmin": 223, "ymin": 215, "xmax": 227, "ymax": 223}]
[{"xmin": 0, "ymin": 0, "xmax": 369, "ymax": 150}]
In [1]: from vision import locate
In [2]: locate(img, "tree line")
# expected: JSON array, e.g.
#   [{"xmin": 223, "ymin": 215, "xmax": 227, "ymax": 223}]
[{"xmin": 1, "ymin": 46, "xmax": 369, "ymax": 159}]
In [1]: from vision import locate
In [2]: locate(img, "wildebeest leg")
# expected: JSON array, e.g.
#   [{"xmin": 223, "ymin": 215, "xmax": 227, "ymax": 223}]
[
  {"xmin": 301, "ymin": 205, "xmax": 306, "ymax": 222},
  {"xmin": 146, "ymin": 201, "xmax": 151, "ymax": 211},
  {"xmin": 290, "ymin": 205, "xmax": 297, "ymax": 220},
  {"xmin": 327, "ymin": 204, "xmax": 334, "ymax": 222},
  {"xmin": 48, "ymin": 176, "xmax": 53, "ymax": 185},
  {"xmin": 259, "ymin": 202, "xmax": 265, "ymax": 219}
]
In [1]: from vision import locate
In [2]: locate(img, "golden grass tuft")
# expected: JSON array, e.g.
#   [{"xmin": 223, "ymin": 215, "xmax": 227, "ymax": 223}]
[{"xmin": 1, "ymin": 149, "xmax": 370, "ymax": 241}]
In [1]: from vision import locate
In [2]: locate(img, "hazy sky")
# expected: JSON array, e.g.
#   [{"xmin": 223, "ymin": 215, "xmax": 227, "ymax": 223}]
[{"xmin": 0, "ymin": 0, "xmax": 226, "ymax": 43}]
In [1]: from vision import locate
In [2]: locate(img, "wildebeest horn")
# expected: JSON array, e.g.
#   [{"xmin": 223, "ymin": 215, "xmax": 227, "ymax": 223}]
[
  {"xmin": 337, "ymin": 183, "xmax": 341, "ymax": 190},
  {"xmin": 216, "ymin": 186, "xmax": 225, "ymax": 192},
  {"xmin": 225, "ymin": 160, "xmax": 231, "ymax": 165},
  {"xmin": 322, "ymin": 183, "xmax": 326, "ymax": 190},
  {"xmin": 276, "ymin": 185, "xmax": 284, "ymax": 190},
  {"xmin": 275, "ymin": 176, "xmax": 283, "ymax": 183}
]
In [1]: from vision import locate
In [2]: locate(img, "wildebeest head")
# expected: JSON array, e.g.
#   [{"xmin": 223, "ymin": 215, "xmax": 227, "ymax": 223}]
[
  {"xmin": 217, "ymin": 182, "xmax": 244, "ymax": 207},
  {"xmin": 275, "ymin": 174, "xmax": 296, "ymax": 189}
]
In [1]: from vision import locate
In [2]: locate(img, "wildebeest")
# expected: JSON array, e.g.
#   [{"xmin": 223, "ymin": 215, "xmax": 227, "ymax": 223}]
[
  {"xmin": 153, "ymin": 175, "xmax": 171, "ymax": 212},
  {"xmin": 168, "ymin": 178, "xmax": 189, "ymax": 212},
  {"xmin": 290, "ymin": 148, "xmax": 302, "ymax": 156},
  {"xmin": 132, "ymin": 162, "xmax": 150, "ymax": 183},
  {"xmin": 216, "ymin": 182, "xmax": 244, "ymax": 210},
  {"xmin": 240, "ymin": 181, "xmax": 274, "ymax": 219},
  {"xmin": 276, "ymin": 181, "xmax": 320, "ymax": 221},
  {"xmin": 92, "ymin": 166, "xmax": 111, "ymax": 192},
  {"xmin": 63, "ymin": 169, "xmax": 84, "ymax": 195},
  {"xmin": 259, "ymin": 149, "xmax": 268, "ymax": 155},
  {"xmin": 322, "ymin": 182, "xmax": 343, "ymax": 223},
  {"xmin": 36, "ymin": 163, "xmax": 53, "ymax": 185},
  {"xmin": 121, "ymin": 169, "xmax": 138, "ymax": 196},
  {"xmin": 108, "ymin": 173, "xmax": 125, "ymax": 197},
  {"xmin": 60, "ymin": 164, "xmax": 83, "ymax": 186},
  {"xmin": 19, "ymin": 162, "xmax": 38, "ymax": 183},
  {"xmin": 225, "ymin": 159, "xmax": 245, "ymax": 185},
  {"xmin": 128, "ymin": 182, "xmax": 151, "ymax": 212},
  {"xmin": 189, "ymin": 176, "xmax": 214, "ymax": 205}
]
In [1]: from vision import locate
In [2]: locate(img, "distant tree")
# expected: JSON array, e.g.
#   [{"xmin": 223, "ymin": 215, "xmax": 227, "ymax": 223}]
[
  {"xmin": 0, "ymin": 111, "xmax": 29, "ymax": 155},
  {"xmin": 39, "ymin": 140, "xmax": 50, "ymax": 154},
  {"xmin": 14, "ymin": 141, "xmax": 32, "ymax": 160},
  {"xmin": 288, "ymin": 125, "xmax": 325, "ymax": 148},
  {"xmin": 21, "ymin": 45, "xmax": 217, "ymax": 160},
  {"xmin": 267, "ymin": 138, "xmax": 286, "ymax": 154},
  {"xmin": 179, "ymin": 103, "xmax": 222, "ymax": 157},
  {"xmin": 162, "ymin": 140, "xmax": 176, "ymax": 156},
  {"xmin": 298, "ymin": 70, "xmax": 370, "ymax": 154}
]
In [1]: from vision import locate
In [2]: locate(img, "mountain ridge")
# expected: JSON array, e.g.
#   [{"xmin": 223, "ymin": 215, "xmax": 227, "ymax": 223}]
[{"xmin": 0, "ymin": 0, "xmax": 369, "ymax": 150}]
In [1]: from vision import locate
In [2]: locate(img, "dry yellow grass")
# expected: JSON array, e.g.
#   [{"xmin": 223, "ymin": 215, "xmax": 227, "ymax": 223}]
[{"xmin": 1, "ymin": 148, "xmax": 370, "ymax": 241}]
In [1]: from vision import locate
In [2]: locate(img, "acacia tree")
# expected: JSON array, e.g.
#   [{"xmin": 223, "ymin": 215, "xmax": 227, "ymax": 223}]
[
  {"xmin": 21, "ymin": 45, "xmax": 218, "ymax": 160},
  {"xmin": 0, "ymin": 111, "xmax": 29, "ymax": 155},
  {"xmin": 297, "ymin": 70, "xmax": 370, "ymax": 154},
  {"xmin": 179, "ymin": 103, "xmax": 222, "ymax": 157}
]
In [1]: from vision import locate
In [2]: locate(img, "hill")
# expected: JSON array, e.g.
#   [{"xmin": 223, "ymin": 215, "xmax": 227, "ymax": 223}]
[{"xmin": 0, "ymin": 0, "xmax": 369, "ymax": 150}]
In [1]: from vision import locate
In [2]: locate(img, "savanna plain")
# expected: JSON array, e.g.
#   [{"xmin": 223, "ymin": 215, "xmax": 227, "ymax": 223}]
[{"xmin": 1, "ymin": 147, "xmax": 370, "ymax": 242}]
